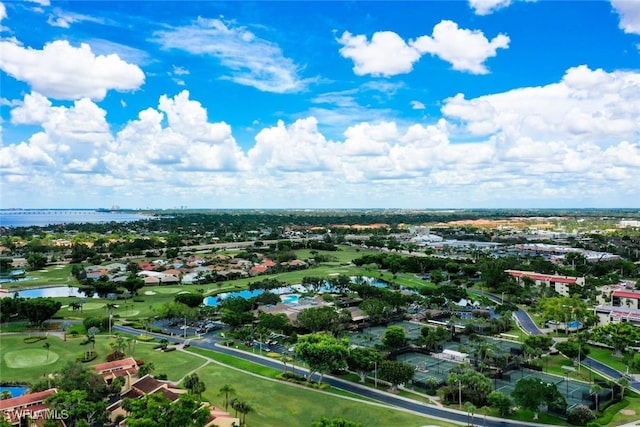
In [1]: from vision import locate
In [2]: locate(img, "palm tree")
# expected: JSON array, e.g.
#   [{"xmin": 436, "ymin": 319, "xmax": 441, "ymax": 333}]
[
  {"xmin": 121, "ymin": 397, "xmax": 133, "ymax": 415},
  {"xmin": 237, "ymin": 400, "xmax": 252, "ymax": 426},
  {"xmin": 1, "ymin": 390, "xmax": 12, "ymax": 400},
  {"xmin": 43, "ymin": 342, "xmax": 51, "ymax": 361},
  {"xmin": 618, "ymin": 377, "xmax": 630, "ymax": 400},
  {"xmin": 230, "ymin": 397, "xmax": 240, "ymax": 418},
  {"xmin": 192, "ymin": 381, "xmax": 206, "ymax": 400},
  {"xmin": 60, "ymin": 321, "xmax": 71, "ymax": 341},
  {"xmin": 591, "ymin": 383, "xmax": 603, "ymax": 411},
  {"xmin": 138, "ymin": 362, "xmax": 155, "ymax": 377},
  {"xmin": 219, "ymin": 384, "xmax": 235, "ymax": 411},
  {"xmin": 110, "ymin": 335, "xmax": 127, "ymax": 356},
  {"xmin": 463, "ymin": 401, "xmax": 476, "ymax": 426}
]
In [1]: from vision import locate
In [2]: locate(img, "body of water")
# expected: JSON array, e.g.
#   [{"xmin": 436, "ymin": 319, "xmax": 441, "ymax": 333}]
[
  {"xmin": 203, "ymin": 277, "xmax": 391, "ymax": 307},
  {"xmin": 0, "ymin": 209, "xmax": 153, "ymax": 227},
  {"xmin": 0, "ymin": 386, "xmax": 28, "ymax": 398},
  {"xmin": 0, "ymin": 286, "xmax": 99, "ymax": 299}
]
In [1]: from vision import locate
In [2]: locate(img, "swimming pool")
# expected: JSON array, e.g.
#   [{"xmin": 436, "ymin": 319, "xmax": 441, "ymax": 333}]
[
  {"xmin": 280, "ymin": 294, "xmax": 300, "ymax": 305},
  {"xmin": 0, "ymin": 386, "xmax": 28, "ymax": 398}
]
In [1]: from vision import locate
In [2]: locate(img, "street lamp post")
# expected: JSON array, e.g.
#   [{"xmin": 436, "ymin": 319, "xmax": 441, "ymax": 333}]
[
  {"xmin": 458, "ymin": 380, "xmax": 462, "ymax": 409},
  {"xmin": 374, "ymin": 361, "xmax": 378, "ymax": 388}
]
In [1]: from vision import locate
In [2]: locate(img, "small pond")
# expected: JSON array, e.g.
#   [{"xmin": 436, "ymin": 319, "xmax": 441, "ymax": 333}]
[{"xmin": 2, "ymin": 286, "xmax": 100, "ymax": 299}]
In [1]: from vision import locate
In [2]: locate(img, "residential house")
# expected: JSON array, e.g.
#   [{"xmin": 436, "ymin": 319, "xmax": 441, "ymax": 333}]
[
  {"xmin": 106, "ymin": 375, "xmax": 184, "ymax": 423},
  {"xmin": 0, "ymin": 388, "xmax": 61, "ymax": 426},
  {"xmin": 92, "ymin": 357, "xmax": 139, "ymax": 388},
  {"xmin": 202, "ymin": 403, "xmax": 240, "ymax": 427}
]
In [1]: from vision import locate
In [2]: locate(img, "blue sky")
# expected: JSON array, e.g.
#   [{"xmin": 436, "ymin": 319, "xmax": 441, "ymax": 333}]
[{"xmin": 1, "ymin": 0, "xmax": 639, "ymax": 209}]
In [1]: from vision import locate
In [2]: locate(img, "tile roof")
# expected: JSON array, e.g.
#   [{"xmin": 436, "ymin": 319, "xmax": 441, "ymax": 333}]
[
  {"xmin": 0, "ymin": 389, "xmax": 57, "ymax": 411},
  {"xmin": 92, "ymin": 357, "xmax": 138, "ymax": 373},
  {"xmin": 613, "ymin": 290, "xmax": 640, "ymax": 300},
  {"xmin": 505, "ymin": 270, "xmax": 579, "ymax": 284}
]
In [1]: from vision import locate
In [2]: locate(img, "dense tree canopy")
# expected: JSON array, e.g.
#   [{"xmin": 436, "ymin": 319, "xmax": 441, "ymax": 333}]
[
  {"xmin": 125, "ymin": 393, "xmax": 210, "ymax": 427},
  {"xmin": 512, "ymin": 378, "xmax": 567, "ymax": 418},
  {"xmin": 377, "ymin": 360, "xmax": 414, "ymax": 392},
  {"xmin": 295, "ymin": 333, "xmax": 350, "ymax": 383}
]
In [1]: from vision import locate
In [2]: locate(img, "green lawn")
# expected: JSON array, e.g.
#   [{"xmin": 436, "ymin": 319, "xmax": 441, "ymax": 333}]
[
  {"xmin": 605, "ymin": 396, "xmax": 640, "ymax": 426},
  {"xmin": 0, "ymin": 334, "xmax": 115, "ymax": 382},
  {"xmin": 1, "ymin": 265, "xmax": 77, "ymax": 290},
  {"xmin": 588, "ymin": 347, "xmax": 639, "ymax": 374},
  {"xmin": 0, "ymin": 333, "xmax": 205, "ymax": 383},
  {"xmin": 539, "ymin": 354, "xmax": 608, "ymax": 383}
]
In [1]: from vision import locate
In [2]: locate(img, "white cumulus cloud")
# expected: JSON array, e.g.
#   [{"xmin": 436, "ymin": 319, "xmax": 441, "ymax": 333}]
[
  {"xmin": 338, "ymin": 31, "xmax": 421, "ymax": 77},
  {"xmin": 469, "ymin": 0, "xmax": 512, "ymax": 15},
  {"xmin": 442, "ymin": 65, "xmax": 640, "ymax": 142},
  {"xmin": 0, "ymin": 40, "xmax": 145, "ymax": 100},
  {"xmin": 412, "ymin": 20, "xmax": 510, "ymax": 74},
  {"xmin": 611, "ymin": 0, "xmax": 640, "ymax": 35},
  {"xmin": 338, "ymin": 21, "xmax": 509, "ymax": 77}
]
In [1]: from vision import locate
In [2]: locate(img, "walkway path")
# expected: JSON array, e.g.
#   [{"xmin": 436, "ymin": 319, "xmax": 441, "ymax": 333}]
[
  {"xmin": 113, "ymin": 325, "xmax": 559, "ymax": 427},
  {"xmin": 472, "ymin": 289, "xmax": 640, "ymax": 393}
]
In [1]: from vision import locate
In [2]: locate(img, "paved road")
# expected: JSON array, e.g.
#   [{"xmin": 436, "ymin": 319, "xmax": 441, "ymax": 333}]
[
  {"xmin": 583, "ymin": 356, "xmax": 640, "ymax": 392},
  {"xmin": 113, "ymin": 325, "xmax": 554, "ymax": 427},
  {"xmin": 471, "ymin": 290, "xmax": 640, "ymax": 393},
  {"xmin": 471, "ymin": 289, "xmax": 544, "ymax": 336}
]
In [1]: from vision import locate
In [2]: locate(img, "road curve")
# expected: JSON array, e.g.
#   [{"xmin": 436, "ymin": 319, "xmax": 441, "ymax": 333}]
[
  {"xmin": 471, "ymin": 289, "xmax": 544, "ymax": 336},
  {"xmin": 113, "ymin": 325, "xmax": 554, "ymax": 427}
]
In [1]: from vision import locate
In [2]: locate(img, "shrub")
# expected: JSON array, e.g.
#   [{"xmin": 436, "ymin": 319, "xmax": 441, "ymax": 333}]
[
  {"xmin": 137, "ymin": 335, "xmax": 154, "ymax": 342},
  {"xmin": 163, "ymin": 347, "xmax": 176, "ymax": 352},
  {"xmin": 133, "ymin": 297, "xmax": 144, "ymax": 302},
  {"xmin": 83, "ymin": 317, "xmax": 106, "ymax": 331},
  {"xmin": 107, "ymin": 351, "xmax": 125, "ymax": 362},
  {"xmin": 156, "ymin": 374, "xmax": 168, "ymax": 380},
  {"xmin": 23, "ymin": 336, "xmax": 47, "ymax": 344},
  {"xmin": 593, "ymin": 399, "xmax": 629, "ymax": 426},
  {"xmin": 567, "ymin": 404, "xmax": 596, "ymax": 426},
  {"xmin": 77, "ymin": 351, "xmax": 98, "ymax": 363}
]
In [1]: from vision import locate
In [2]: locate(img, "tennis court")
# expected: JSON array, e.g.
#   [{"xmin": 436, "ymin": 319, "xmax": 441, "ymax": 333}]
[
  {"xmin": 349, "ymin": 321, "xmax": 426, "ymax": 348},
  {"xmin": 493, "ymin": 369, "xmax": 603, "ymax": 409},
  {"xmin": 396, "ymin": 352, "xmax": 460, "ymax": 383}
]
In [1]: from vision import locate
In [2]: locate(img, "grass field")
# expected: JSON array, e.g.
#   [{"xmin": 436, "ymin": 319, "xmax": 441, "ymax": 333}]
[
  {"xmin": 0, "ymin": 265, "xmax": 76, "ymax": 290},
  {"xmin": 588, "ymin": 347, "xmax": 639, "ymax": 374},
  {"xmin": 539, "ymin": 354, "xmax": 608, "ymax": 383},
  {"xmin": 0, "ymin": 333, "xmax": 204, "ymax": 383},
  {"xmin": 186, "ymin": 347, "xmax": 459, "ymax": 427}
]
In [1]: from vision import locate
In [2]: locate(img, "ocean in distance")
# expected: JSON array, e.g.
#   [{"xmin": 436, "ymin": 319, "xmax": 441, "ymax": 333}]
[{"xmin": 0, "ymin": 209, "xmax": 153, "ymax": 227}]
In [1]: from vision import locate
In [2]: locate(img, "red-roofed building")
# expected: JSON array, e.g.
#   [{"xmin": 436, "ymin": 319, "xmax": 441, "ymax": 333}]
[
  {"xmin": 138, "ymin": 261, "xmax": 154, "ymax": 271},
  {"xmin": 107, "ymin": 374, "xmax": 185, "ymax": 423},
  {"xmin": 250, "ymin": 265, "xmax": 268, "ymax": 276},
  {"xmin": 92, "ymin": 357, "xmax": 139, "ymax": 388},
  {"xmin": 203, "ymin": 403, "xmax": 240, "ymax": 427},
  {"xmin": 505, "ymin": 269, "xmax": 585, "ymax": 296},
  {"xmin": 612, "ymin": 290, "xmax": 640, "ymax": 310},
  {"xmin": 0, "ymin": 388, "xmax": 64, "ymax": 426}
]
